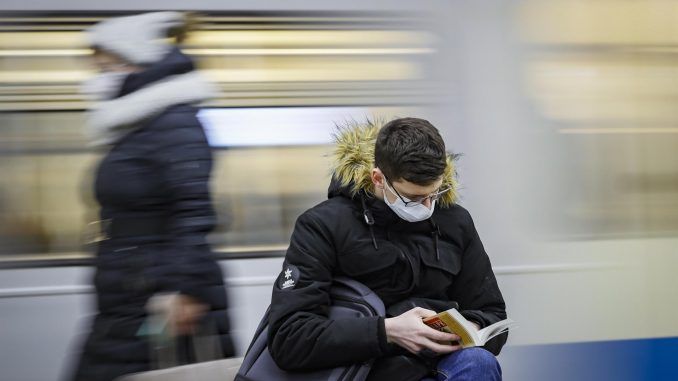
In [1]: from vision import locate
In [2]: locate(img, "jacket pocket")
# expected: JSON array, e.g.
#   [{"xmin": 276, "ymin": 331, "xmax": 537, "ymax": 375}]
[
  {"xmin": 338, "ymin": 240, "xmax": 399, "ymax": 277},
  {"xmin": 418, "ymin": 240, "xmax": 462, "ymax": 276}
]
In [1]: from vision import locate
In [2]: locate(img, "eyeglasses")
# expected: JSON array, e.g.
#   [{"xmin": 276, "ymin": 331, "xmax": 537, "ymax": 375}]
[{"xmin": 383, "ymin": 177, "xmax": 452, "ymax": 207}]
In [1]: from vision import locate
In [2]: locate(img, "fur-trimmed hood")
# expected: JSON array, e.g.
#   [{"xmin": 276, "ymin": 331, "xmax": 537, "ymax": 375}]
[{"xmin": 329, "ymin": 120, "xmax": 458, "ymax": 207}]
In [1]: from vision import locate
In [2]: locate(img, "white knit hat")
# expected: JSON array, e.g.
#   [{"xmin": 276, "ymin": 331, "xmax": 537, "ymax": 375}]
[{"xmin": 87, "ymin": 12, "xmax": 185, "ymax": 65}]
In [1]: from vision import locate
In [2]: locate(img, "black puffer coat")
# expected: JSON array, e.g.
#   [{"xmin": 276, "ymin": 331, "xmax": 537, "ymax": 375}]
[
  {"xmin": 267, "ymin": 124, "xmax": 507, "ymax": 375},
  {"xmin": 71, "ymin": 50, "xmax": 235, "ymax": 381}
]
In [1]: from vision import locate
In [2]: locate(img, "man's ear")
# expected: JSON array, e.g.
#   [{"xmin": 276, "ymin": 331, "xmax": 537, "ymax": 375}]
[{"xmin": 371, "ymin": 168, "xmax": 384, "ymax": 189}]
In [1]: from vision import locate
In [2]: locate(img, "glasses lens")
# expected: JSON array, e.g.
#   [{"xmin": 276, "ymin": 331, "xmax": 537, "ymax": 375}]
[{"xmin": 431, "ymin": 187, "xmax": 451, "ymax": 201}]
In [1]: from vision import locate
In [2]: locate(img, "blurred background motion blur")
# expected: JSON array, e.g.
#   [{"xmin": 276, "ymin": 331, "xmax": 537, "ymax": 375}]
[{"xmin": 1, "ymin": 1, "xmax": 677, "ymax": 380}]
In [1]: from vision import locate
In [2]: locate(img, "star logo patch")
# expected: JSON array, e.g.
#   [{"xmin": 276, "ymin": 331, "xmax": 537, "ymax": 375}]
[{"xmin": 277, "ymin": 264, "xmax": 300, "ymax": 290}]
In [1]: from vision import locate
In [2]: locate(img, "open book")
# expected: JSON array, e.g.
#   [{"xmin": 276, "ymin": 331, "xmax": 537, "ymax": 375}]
[{"xmin": 423, "ymin": 308, "xmax": 515, "ymax": 348}]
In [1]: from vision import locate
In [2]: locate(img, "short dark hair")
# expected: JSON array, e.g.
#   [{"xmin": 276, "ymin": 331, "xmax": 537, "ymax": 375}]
[{"xmin": 374, "ymin": 117, "xmax": 447, "ymax": 185}]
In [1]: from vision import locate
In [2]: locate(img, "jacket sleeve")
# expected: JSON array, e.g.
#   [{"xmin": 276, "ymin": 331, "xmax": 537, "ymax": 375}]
[
  {"xmin": 152, "ymin": 111, "xmax": 222, "ymax": 302},
  {"xmin": 447, "ymin": 209, "xmax": 508, "ymax": 355},
  {"xmin": 267, "ymin": 211, "xmax": 388, "ymax": 371}
]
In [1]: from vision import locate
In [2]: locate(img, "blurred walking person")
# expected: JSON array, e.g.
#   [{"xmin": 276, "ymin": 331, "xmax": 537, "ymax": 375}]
[{"xmin": 68, "ymin": 12, "xmax": 235, "ymax": 381}]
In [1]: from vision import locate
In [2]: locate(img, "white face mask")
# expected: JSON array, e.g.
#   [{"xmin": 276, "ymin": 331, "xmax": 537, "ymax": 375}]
[
  {"xmin": 80, "ymin": 72, "xmax": 129, "ymax": 101},
  {"xmin": 382, "ymin": 183, "xmax": 436, "ymax": 222}
]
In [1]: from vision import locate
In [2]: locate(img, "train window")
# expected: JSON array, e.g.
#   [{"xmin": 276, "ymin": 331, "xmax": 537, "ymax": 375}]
[{"xmin": 198, "ymin": 107, "xmax": 370, "ymax": 147}]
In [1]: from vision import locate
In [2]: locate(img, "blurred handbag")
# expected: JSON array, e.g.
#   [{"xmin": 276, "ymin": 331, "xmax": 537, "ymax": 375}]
[
  {"xmin": 116, "ymin": 294, "xmax": 241, "ymax": 381},
  {"xmin": 235, "ymin": 277, "xmax": 386, "ymax": 381}
]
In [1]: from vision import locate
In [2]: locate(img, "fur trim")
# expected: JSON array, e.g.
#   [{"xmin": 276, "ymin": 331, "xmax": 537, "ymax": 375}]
[
  {"xmin": 332, "ymin": 119, "xmax": 458, "ymax": 207},
  {"xmin": 86, "ymin": 71, "xmax": 217, "ymax": 146}
]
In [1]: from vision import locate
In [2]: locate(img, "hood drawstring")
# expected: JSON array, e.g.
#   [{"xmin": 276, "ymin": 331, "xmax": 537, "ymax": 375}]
[
  {"xmin": 429, "ymin": 218, "xmax": 441, "ymax": 261},
  {"xmin": 360, "ymin": 194, "xmax": 379, "ymax": 250}
]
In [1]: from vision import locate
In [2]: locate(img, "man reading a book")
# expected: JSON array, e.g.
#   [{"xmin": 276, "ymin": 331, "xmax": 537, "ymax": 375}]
[{"xmin": 267, "ymin": 118, "xmax": 508, "ymax": 380}]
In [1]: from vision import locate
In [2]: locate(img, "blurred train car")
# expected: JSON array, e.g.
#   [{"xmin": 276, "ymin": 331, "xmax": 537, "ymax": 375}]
[{"xmin": 1, "ymin": 1, "xmax": 677, "ymax": 380}]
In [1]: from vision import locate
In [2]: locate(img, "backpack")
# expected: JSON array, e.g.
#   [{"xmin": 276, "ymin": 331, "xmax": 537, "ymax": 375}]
[{"xmin": 235, "ymin": 277, "xmax": 386, "ymax": 381}]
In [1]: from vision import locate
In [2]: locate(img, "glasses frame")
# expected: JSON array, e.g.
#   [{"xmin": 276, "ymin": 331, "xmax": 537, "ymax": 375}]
[{"xmin": 383, "ymin": 176, "xmax": 451, "ymax": 207}]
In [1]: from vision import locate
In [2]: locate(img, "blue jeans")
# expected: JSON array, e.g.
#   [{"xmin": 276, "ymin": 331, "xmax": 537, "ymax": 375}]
[{"xmin": 421, "ymin": 347, "xmax": 502, "ymax": 381}]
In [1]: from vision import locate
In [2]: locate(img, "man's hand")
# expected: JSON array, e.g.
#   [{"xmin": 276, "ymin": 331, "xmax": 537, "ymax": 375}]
[{"xmin": 384, "ymin": 307, "xmax": 462, "ymax": 355}]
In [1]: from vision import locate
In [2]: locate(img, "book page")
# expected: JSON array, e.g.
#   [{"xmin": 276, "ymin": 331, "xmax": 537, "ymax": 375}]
[
  {"xmin": 447, "ymin": 308, "xmax": 481, "ymax": 346},
  {"xmin": 477, "ymin": 318, "xmax": 515, "ymax": 344}
]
